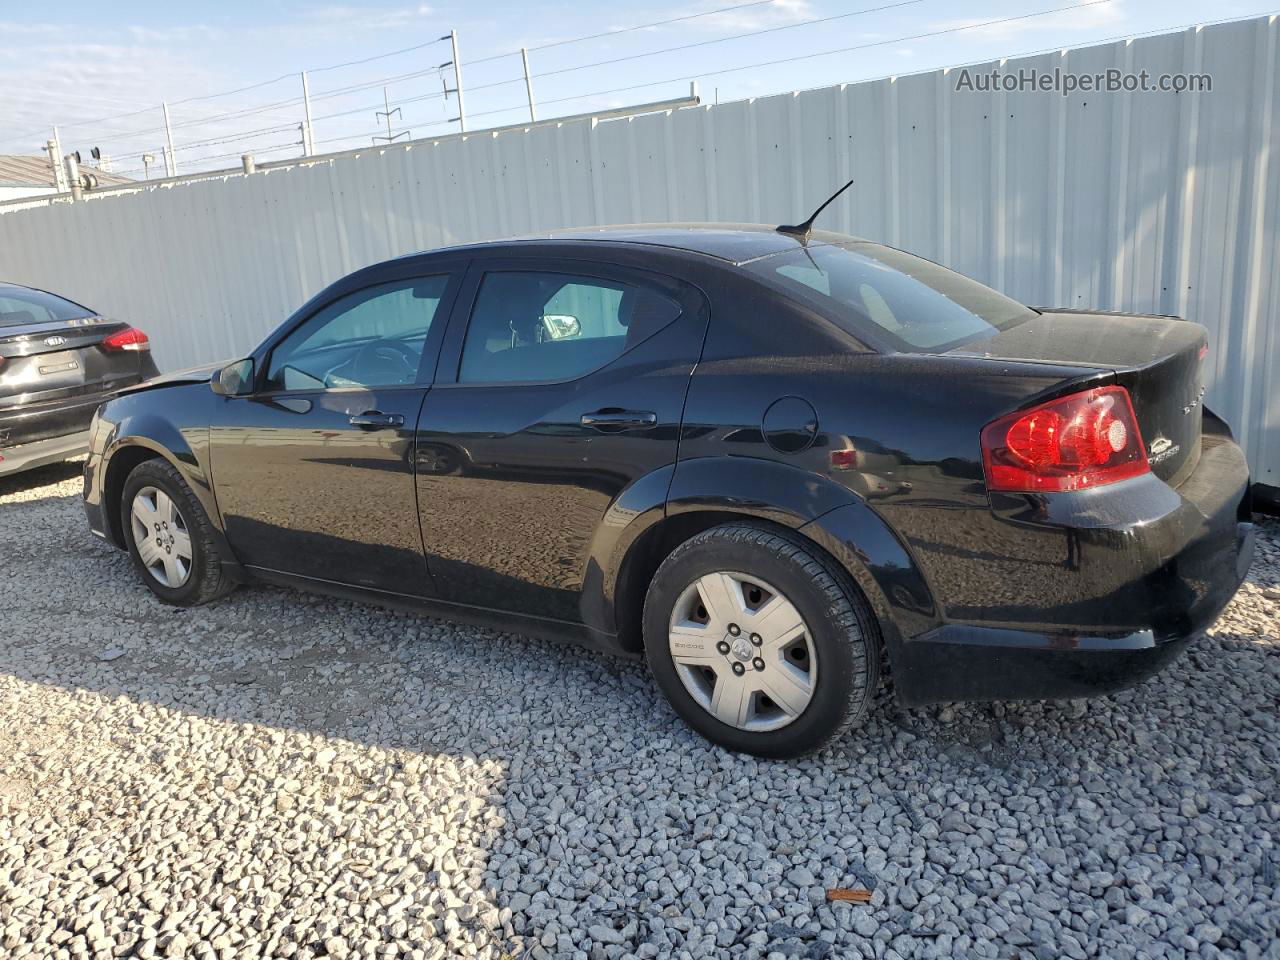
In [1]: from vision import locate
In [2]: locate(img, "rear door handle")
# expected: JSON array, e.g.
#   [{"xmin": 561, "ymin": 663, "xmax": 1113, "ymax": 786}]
[
  {"xmin": 349, "ymin": 410, "xmax": 404, "ymax": 429},
  {"xmin": 580, "ymin": 409, "xmax": 658, "ymax": 428}
]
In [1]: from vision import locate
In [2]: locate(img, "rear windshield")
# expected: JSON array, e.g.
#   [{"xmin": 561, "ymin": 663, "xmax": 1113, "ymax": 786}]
[
  {"xmin": 747, "ymin": 242, "xmax": 1037, "ymax": 352},
  {"xmin": 0, "ymin": 286, "xmax": 95, "ymax": 326}
]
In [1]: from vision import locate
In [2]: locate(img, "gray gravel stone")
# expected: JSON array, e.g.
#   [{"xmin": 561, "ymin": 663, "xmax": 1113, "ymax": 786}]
[{"xmin": 0, "ymin": 461, "xmax": 1277, "ymax": 960}]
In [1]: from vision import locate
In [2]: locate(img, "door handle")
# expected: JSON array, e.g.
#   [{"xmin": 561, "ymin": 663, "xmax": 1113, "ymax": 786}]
[
  {"xmin": 348, "ymin": 410, "xmax": 404, "ymax": 429},
  {"xmin": 580, "ymin": 409, "xmax": 658, "ymax": 428}
]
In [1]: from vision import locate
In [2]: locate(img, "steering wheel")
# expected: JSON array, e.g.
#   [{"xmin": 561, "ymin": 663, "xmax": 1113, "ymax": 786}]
[{"xmin": 339, "ymin": 339, "xmax": 420, "ymax": 386}]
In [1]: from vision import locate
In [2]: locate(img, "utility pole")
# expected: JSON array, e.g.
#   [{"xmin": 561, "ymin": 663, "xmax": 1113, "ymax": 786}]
[
  {"xmin": 449, "ymin": 29, "xmax": 467, "ymax": 132},
  {"xmin": 373, "ymin": 88, "xmax": 409, "ymax": 144},
  {"xmin": 50, "ymin": 126, "xmax": 68, "ymax": 191},
  {"xmin": 301, "ymin": 71, "xmax": 315, "ymax": 156},
  {"xmin": 162, "ymin": 101, "xmax": 177, "ymax": 176},
  {"xmin": 521, "ymin": 48, "xmax": 537, "ymax": 122},
  {"xmin": 64, "ymin": 153, "xmax": 82, "ymax": 202}
]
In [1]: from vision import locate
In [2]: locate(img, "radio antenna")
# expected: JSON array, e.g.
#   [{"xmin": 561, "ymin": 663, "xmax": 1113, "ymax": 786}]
[{"xmin": 777, "ymin": 180, "xmax": 854, "ymax": 244}]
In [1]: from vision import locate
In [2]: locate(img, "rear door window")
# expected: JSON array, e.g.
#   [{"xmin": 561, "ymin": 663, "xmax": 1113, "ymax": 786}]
[{"xmin": 458, "ymin": 271, "xmax": 681, "ymax": 384}]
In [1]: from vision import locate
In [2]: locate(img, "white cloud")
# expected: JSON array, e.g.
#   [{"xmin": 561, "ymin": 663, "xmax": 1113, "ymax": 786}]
[
  {"xmin": 509, "ymin": 0, "xmax": 815, "ymax": 50},
  {"xmin": 691, "ymin": 0, "xmax": 816, "ymax": 32},
  {"xmin": 926, "ymin": 0, "xmax": 1126, "ymax": 45},
  {"xmin": 0, "ymin": 21, "xmax": 62, "ymax": 36},
  {"xmin": 125, "ymin": 25, "xmax": 222, "ymax": 44},
  {"xmin": 300, "ymin": 4, "xmax": 436, "ymax": 31}
]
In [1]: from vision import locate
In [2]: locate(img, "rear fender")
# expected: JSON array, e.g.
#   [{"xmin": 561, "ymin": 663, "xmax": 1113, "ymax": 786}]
[
  {"xmin": 587, "ymin": 456, "xmax": 850, "ymax": 647},
  {"xmin": 596, "ymin": 456, "xmax": 938, "ymax": 661},
  {"xmin": 797, "ymin": 501, "xmax": 940, "ymax": 678}
]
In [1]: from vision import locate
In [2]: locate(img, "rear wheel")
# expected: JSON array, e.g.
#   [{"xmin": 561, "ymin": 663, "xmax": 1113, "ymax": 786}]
[
  {"xmin": 121, "ymin": 458, "xmax": 235, "ymax": 606},
  {"xmin": 643, "ymin": 523, "xmax": 879, "ymax": 758}
]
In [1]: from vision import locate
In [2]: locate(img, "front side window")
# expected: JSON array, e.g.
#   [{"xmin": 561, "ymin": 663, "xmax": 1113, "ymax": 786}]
[
  {"xmin": 266, "ymin": 276, "xmax": 449, "ymax": 390},
  {"xmin": 458, "ymin": 271, "xmax": 681, "ymax": 384},
  {"xmin": 752, "ymin": 242, "xmax": 1037, "ymax": 351},
  {"xmin": 0, "ymin": 287, "xmax": 95, "ymax": 326}
]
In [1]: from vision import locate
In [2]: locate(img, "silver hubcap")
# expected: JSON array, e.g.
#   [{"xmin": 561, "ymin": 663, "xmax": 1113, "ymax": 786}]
[
  {"xmin": 668, "ymin": 572, "xmax": 817, "ymax": 732},
  {"xmin": 130, "ymin": 486, "xmax": 192, "ymax": 588}
]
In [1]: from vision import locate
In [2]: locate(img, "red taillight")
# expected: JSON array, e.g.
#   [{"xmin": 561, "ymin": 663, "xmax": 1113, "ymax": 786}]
[
  {"xmin": 981, "ymin": 385, "xmax": 1149, "ymax": 493},
  {"xmin": 829, "ymin": 447, "xmax": 861, "ymax": 470},
  {"xmin": 101, "ymin": 326, "xmax": 150, "ymax": 352}
]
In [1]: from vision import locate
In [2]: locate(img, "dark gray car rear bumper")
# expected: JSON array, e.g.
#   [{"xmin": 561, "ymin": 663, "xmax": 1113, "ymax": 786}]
[{"xmin": 0, "ymin": 430, "xmax": 89, "ymax": 477}]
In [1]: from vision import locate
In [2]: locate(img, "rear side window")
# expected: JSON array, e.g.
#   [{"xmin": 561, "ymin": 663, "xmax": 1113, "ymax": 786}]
[
  {"xmin": 751, "ymin": 242, "xmax": 1036, "ymax": 351},
  {"xmin": 0, "ymin": 287, "xmax": 95, "ymax": 326},
  {"xmin": 458, "ymin": 271, "xmax": 681, "ymax": 384}
]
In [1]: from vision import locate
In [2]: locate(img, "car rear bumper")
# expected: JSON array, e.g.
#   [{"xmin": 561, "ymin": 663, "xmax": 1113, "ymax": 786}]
[
  {"xmin": 0, "ymin": 430, "xmax": 90, "ymax": 477},
  {"xmin": 892, "ymin": 425, "xmax": 1255, "ymax": 706},
  {"xmin": 0, "ymin": 391, "xmax": 113, "ymax": 445}
]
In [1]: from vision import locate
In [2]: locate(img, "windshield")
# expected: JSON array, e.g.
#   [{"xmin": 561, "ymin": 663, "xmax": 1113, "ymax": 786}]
[
  {"xmin": 748, "ymin": 241, "xmax": 1037, "ymax": 352},
  {"xmin": 0, "ymin": 286, "xmax": 95, "ymax": 327}
]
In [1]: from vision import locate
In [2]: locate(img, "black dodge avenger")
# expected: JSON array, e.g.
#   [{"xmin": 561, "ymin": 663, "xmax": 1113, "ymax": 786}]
[{"xmin": 83, "ymin": 219, "xmax": 1255, "ymax": 757}]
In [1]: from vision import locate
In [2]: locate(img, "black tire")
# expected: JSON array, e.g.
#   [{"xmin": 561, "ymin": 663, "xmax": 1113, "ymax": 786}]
[
  {"xmin": 120, "ymin": 458, "xmax": 236, "ymax": 607},
  {"xmin": 643, "ymin": 523, "xmax": 880, "ymax": 759}
]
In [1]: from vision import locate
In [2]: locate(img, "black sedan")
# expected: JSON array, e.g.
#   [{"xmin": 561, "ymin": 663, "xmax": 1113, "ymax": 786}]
[
  {"xmin": 82, "ymin": 223, "xmax": 1255, "ymax": 757},
  {"xmin": 1, "ymin": 282, "xmax": 157, "ymax": 477}
]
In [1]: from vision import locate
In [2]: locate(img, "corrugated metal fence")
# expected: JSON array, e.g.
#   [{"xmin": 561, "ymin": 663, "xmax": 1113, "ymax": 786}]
[{"xmin": 1, "ymin": 15, "xmax": 1276, "ymax": 486}]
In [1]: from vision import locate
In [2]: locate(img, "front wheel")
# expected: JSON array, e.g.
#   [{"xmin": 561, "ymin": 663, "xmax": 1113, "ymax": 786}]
[
  {"xmin": 121, "ymin": 458, "xmax": 235, "ymax": 606},
  {"xmin": 643, "ymin": 524, "xmax": 880, "ymax": 758}
]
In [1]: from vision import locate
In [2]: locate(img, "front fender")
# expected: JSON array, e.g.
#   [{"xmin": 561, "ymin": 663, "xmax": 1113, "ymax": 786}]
[{"xmin": 89, "ymin": 388, "xmax": 241, "ymax": 577}]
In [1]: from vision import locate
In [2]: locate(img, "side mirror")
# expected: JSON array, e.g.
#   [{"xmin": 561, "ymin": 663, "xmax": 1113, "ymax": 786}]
[
  {"xmin": 211, "ymin": 358, "xmax": 255, "ymax": 396},
  {"xmin": 542, "ymin": 313, "xmax": 581, "ymax": 340}
]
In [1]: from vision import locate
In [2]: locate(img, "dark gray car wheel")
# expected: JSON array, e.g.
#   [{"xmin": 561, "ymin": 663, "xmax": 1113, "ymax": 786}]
[
  {"xmin": 121, "ymin": 458, "xmax": 235, "ymax": 607},
  {"xmin": 643, "ymin": 523, "xmax": 880, "ymax": 758}
]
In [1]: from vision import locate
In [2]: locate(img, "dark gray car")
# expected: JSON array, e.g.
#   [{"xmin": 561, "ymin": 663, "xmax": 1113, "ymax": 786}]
[{"xmin": 0, "ymin": 283, "xmax": 158, "ymax": 477}]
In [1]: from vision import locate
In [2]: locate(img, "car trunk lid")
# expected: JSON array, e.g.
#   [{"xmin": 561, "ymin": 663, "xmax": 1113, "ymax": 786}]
[
  {"xmin": 0, "ymin": 317, "xmax": 150, "ymax": 446},
  {"xmin": 947, "ymin": 310, "xmax": 1208, "ymax": 485}
]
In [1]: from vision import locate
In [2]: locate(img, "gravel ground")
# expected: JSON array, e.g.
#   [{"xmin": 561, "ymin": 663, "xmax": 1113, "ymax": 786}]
[{"xmin": 1, "ymin": 459, "xmax": 1278, "ymax": 960}]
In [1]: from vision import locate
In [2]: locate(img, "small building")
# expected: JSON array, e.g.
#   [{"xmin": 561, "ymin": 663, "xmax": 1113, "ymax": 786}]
[{"xmin": 0, "ymin": 155, "xmax": 132, "ymax": 202}]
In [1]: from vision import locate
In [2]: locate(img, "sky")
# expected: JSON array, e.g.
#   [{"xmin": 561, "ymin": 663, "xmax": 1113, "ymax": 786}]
[{"xmin": 0, "ymin": 0, "xmax": 1274, "ymax": 179}]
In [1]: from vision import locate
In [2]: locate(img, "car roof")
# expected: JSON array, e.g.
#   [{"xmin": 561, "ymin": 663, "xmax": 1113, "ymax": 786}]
[{"xmin": 421, "ymin": 223, "xmax": 863, "ymax": 266}]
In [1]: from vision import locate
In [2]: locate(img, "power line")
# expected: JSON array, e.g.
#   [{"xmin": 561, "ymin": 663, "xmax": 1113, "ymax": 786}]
[
  {"xmin": 1, "ymin": 0, "xmax": 794, "ymax": 150},
  {"xmin": 0, "ymin": 33, "xmax": 452, "ymax": 148},
  {"xmin": 468, "ymin": 0, "xmax": 783, "ymax": 63},
  {"xmin": 77, "ymin": 0, "xmax": 1240, "ymax": 179},
  {"xmin": 165, "ymin": 0, "xmax": 1112, "ymax": 165},
  {"xmin": 180, "ymin": 0, "xmax": 1113, "ymax": 163},
  {"xmin": 458, "ymin": 0, "xmax": 1119, "ymax": 121},
  {"xmin": 333, "ymin": 0, "xmax": 929, "ymax": 109},
  {"xmin": 75, "ymin": 63, "xmax": 449, "ymax": 150},
  {"xmin": 489, "ymin": 0, "xmax": 928, "ymax": 87},
  {"xmin": 99, "ymin": 4, "xmax": 1270, "ymax": 181},
  {"xmin": 174, "ymin": 0, "xmax": 930, "ymax": 139}
]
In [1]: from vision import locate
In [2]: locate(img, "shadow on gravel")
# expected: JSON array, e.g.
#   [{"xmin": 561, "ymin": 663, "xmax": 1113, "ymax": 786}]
[
  {"xmin": 1, "ymin": 464, "xmax": 1277, "ymax": 960},
  {"xmin": 0, "ymin": 457, "xmax": 83, "ymax": 499}
]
